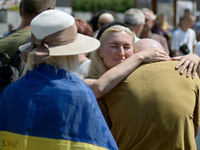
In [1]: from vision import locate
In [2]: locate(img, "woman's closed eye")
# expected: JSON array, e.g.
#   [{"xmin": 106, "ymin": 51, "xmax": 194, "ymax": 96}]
[
  {"xmin": 110, "ymin": 45, "xmax": 118, "ymax": 48},
  {"xmin": 123, "ymin": 45, "xmax": 132, "ymax": 50}
]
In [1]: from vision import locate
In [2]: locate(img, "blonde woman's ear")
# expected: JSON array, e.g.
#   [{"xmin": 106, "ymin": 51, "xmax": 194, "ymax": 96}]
[{"xmin": 97, "ymin": 48, "xmax": 103, "ymax": 58}]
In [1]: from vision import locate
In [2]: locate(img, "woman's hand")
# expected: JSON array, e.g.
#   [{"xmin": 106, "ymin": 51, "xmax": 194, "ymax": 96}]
[
  {"xmin": 172, "ymin": 54, "xmax": 200, "ymax": 79},
  {"xmin": 139, "ymin": 48, "xmax": 171, "ymax": 63}
]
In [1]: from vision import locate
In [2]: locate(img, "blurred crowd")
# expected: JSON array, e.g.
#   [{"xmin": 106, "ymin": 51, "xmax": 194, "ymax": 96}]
[{"xmin": 88, "ymin": 7, "xmax": 200, "ymax": 58}]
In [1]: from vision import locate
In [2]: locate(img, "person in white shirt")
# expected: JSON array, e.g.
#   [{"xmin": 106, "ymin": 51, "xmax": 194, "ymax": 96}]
[
  {"xmin": 171, "ymin": 14, "xmax": 197, "ymax": 56},
  {"xmin": 195, "ymin": 41, "xmax": 200, "ymax": 57}
]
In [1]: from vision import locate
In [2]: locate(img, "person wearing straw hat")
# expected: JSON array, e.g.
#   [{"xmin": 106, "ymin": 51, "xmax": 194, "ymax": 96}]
[{"xmin": 0, "ymin": 10, "xmax": 118, "ymax": 150}]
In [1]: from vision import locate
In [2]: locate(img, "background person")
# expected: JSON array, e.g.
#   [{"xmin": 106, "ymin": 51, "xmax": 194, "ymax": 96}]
[
  {"xmin": 152, "ymin": 13, "xmax": 172, "ymax": 51},
  {"xmin": 171, "ymin": 14, "xmax": 197, "ymax": 56},
  {"xmin": 0, "ymin": 10, "xmax": 118, "ymax": 150},
  {"xmin": 140, "ymin": 8, "xmax": 170, "ymax": 55},
  {"xmin": 3, "ymin": 24, "xmax": 13, "ymax": 37},
  {"xmin": 123, "ymin": 8, "xmax": 145, "ymax": 43},
  {"xmin": 97, "ymin": 13, "xmax": 115, "ymax": 29},
  {"xmin": 75, "ymin": 18, "xmax": 93, "ymax": 78},
  {"xmin": 93, "ymin": 12, "xmax": 115, "ymax": 37},
  {"xmin": 89, "ymin": 9, "xmax": 115, "ymax": 32},
  {"xmin": 184, "ymin": 8, "xmax": 191, "ymax": 16}
]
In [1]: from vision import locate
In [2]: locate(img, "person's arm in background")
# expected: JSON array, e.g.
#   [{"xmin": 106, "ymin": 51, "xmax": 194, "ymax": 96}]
[
  {"xmin": 173, "ymin": 50, "xmax": 179, "ymax": 57},
  {"xmin": 193, "ymin": 45, "xmax": 196, "ymax": 54},
  {"xmin": 161, "ymin": 36, "xmax": 170, "ymax": 55},
  {"xmin": 171, "ymin": 30, "xmax": 180, "ymax": 56}
]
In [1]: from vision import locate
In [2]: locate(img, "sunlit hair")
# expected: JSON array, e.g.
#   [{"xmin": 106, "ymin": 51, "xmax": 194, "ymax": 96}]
[
  {"xmin": 141, "ymin": 8, "xmax": 156, "ymax": 20},
  {"xmin": 27, "ymin": 54, "xmax": 80, "ymax": 77},
  {"xmin": 88, "ymin": 25, "xmax": 134, "ymax": 79},
  {"xmin": 123, "ymin": 8, "xmax": 145, "ymax": 26}
]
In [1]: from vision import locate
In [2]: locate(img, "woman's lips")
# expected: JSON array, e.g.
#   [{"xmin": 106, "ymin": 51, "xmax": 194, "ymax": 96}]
[{"xmin": 114, "ymin": 59, "xmax": 125, "ymax": 62}]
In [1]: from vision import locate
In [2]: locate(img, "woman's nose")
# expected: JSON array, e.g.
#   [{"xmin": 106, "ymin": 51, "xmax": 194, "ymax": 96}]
[{"xmin": 117, "ymin": 46, "xmax": 125, "ymax": 56}]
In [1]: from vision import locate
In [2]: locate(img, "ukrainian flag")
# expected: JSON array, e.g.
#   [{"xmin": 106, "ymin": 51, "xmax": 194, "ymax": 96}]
[{"xmin": 0, "ymin": 64, "xmax": 118, "ymax": 150}]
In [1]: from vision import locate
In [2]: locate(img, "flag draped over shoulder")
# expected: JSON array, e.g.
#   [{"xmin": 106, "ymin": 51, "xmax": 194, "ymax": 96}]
[{"xmin": 0, "ymin": 64, "xmax": 118, "ymax": 150}]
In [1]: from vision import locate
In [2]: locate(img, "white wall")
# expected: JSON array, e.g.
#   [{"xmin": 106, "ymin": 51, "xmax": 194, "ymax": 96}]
[{"xmin": 0, "ymin": 10, "xmax": 21, "ymax": 37}]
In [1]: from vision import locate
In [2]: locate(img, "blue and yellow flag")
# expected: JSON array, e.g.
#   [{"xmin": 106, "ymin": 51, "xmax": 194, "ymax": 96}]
[{"xmin": 0, "ymin": 64, "xmax": 118, "ymax": 150}]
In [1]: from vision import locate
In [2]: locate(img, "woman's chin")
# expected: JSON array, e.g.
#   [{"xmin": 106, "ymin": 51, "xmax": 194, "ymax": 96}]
[{"xmin": 111, "ymin": 62, "xmax": 124, "ymax": 68}]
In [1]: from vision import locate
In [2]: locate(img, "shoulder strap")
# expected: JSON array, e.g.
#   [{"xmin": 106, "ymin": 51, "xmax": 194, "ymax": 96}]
[
  {"xmin": 0, "ymin": 53, "xmax": 10, "ymax": 67},
  {"xmin": 0, "ymin": 51, "xmax": 20, "ymax": 68},
  {"xmin": 9, "ymin": 50, "xmax": 21, "ymax": 67},
  {"xmin": 0, "ymin": 53, "xmax": 10, "ymax": 59}
]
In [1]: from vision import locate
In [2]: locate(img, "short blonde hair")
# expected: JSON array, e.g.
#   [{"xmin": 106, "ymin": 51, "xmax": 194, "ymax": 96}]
[
  {"xmin": 141, "ymin": 8, "xmax": 156, "ymax": 20},
  {"xmin": 27, "ymin": 54, "xmax": 79, "ymax": 77},
  {"xmin": 123, "ymin": 8, "xmax": 145, "ymax": 26},
  {"xmin": 88, "ymin": 25, "xmax": 134, "ymax": 79}
]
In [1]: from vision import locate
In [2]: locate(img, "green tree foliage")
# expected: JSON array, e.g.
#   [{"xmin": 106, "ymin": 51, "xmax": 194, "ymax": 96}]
[
  {"xmin": 9, "ymin": 5, "xmax": 19, "ymax": 11},
  {"xmin": 72, "ymin": 0, "xmax": 134, "ymax": 12}
]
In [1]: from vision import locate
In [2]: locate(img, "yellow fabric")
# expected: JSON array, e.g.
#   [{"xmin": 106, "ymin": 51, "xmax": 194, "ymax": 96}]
[
  {"xmin": 0, "ymin": 131, "xmax": 108, "ymax": 150},
  {"xmin": 98, "ymin": 61, "xmax": 200, "ymax": 150}
]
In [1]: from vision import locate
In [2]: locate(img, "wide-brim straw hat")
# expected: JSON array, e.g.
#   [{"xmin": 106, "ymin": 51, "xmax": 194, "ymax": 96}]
[{"xmin": 19, "ymin": 10, "xmax": 100, "ymax": 63}]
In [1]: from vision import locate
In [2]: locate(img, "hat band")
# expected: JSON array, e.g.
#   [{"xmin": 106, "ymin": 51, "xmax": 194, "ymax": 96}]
[{"xmin": 21, "ymin": 23, "xmax": 78, "ymax": 64}]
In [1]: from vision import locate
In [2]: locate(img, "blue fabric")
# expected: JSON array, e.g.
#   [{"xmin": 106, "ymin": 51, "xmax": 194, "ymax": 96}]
[{"xmin": 0, "ymin": 64, "xmax": 118, "ymax": 150}]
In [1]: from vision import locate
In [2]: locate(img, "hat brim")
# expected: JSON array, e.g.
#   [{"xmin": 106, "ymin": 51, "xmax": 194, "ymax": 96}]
[{"xmin": 19, "ymin": 33, "xmax": 100, "ymax": 56}]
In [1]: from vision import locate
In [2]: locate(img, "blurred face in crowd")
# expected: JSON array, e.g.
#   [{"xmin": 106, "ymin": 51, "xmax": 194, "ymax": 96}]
[
  {"xmin": 181, "ymin": 15, "xmax": 196, "ymax": 28},
  {"xmin": 137, "ymin": 23, "xmax": 144, "ymax": 37},
  {"xmin": 97, "ymin": 13, "xmax": 115, "ymax": 29},
  {"xmin": 143, "ymin": 11, "xmax": 155, "ymax": 32},
  {"xmin": 98, "ymin": 31, "xmax": 134, "ymax": 68},
  {"xmin": 156, "ymin": 14, "xmax": 166, "ymax": 26},
  {"xmin": 8, "ymin": 24, "xmax": 13, "ymax": 32},
  {"xmin": 188, "ymin": 15, "xmax": 196, "ymax": 28}
]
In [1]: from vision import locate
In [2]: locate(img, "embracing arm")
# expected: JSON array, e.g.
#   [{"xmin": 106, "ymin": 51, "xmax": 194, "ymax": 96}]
[
  {"xmin": 85, "ymin": 49, "xmax": 170, "ymax": 99},
  {"xmin": 172, "ymin": 54, "xmax": 200, "ymax": 79}
]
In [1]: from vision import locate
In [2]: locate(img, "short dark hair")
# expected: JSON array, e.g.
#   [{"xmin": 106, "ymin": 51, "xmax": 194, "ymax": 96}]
[{"xmin": 22, "ymin": 0, "xmax": 56, "ymax": 18}]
